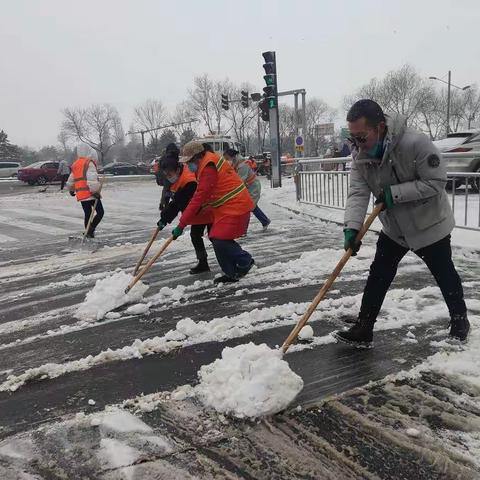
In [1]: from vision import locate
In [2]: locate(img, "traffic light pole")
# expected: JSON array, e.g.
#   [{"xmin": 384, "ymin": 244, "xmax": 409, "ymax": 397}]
[{"xmin": 269, "ymin": 105, "xmax": 282, "ymax": 188}]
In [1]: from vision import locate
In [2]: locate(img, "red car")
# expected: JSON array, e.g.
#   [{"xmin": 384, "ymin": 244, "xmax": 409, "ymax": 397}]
[{"xmin": 17, "ymin": 161, "xmax": 61, "ymax": 186}]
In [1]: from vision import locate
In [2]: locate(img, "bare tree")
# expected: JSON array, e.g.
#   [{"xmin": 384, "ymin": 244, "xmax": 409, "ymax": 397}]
[
  {"xmin": 170, "ymin": 101, "xmax": 198, "ymax": 138},
  {"xmin": 61, "ymin": 104, "xmax": 124, "ymax": 165},
  {"xmin": 222, "ymin": 82, "xmax": 259, "ymax": 149},
  {"xmin": 133, "ymin": 99, "xmax": 167, "ymax": 142},
  {"xmin": 306, "ymin": 98, "xmax": 336, "ymax": 156},
  {"xmin": 188, "ymin": 74, "xmax": 226, "ymax": 134}
]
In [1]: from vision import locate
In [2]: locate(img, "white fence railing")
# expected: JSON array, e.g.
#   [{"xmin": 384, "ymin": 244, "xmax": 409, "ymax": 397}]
[{"xmin": 295, "ymin": 157, "xmax": 480, "ymax": 232}]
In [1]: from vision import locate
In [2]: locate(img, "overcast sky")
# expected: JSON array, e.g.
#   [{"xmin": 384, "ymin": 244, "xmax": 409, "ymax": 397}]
[{"xmin": 1, "ymin": 0, "xmax": 479, "ymax": 147}]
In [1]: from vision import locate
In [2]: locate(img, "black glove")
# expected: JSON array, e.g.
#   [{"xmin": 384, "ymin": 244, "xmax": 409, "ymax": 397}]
[
  {"xmin": 69, "ymin": 190, "xmax": 75, "ymax": 197},
  {"xmin": 92, "ymin": 192, "xmax": 101, "ymax": 200}
]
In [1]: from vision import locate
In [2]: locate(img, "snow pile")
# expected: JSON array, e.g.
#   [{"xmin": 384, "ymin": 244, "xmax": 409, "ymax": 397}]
[
  {"xmin": 298, "ymin": 325, "xmax": 314, "ymax": 340},
  {"xmin": 417, "ymin": 316, "xmax": 480, "ymax": 389},
  {"xmin": 194, "ymin": 343, "xmax": 304, "ymax": 418},
  {"xmin": 75, "ymin": 270, "xmax": 149, "ymax": 321}
]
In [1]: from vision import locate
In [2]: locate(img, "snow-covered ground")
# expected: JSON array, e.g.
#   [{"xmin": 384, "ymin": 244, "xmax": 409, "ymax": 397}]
[{"xmin": 0, "ymin": 177, "xmax": 479, "ymax": 478}]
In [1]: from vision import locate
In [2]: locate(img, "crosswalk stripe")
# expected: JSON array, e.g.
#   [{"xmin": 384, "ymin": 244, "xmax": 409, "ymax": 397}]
[
  {"xmin": 0, "ymin": 233, "xmax": 17, "ymax": 243},
  {"xmin": 0, "ymin": 215, "xmax": 72, "ymax": 236}
]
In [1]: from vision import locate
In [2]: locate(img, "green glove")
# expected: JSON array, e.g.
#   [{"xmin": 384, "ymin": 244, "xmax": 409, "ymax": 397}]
[
  {"xmin": 157, "ymin": 220, "xmax": 166, "ymax": 230},
  {"xmin": 172, "ymin": 226, "xmax": 184, "ymax": 239},
  {"xmin": 344, "ymin": 229, "xmax": 361, "ymax": 256},
  {"xmin": 375, "ymin": 186, "xmax": 394, "ymax": 209}
]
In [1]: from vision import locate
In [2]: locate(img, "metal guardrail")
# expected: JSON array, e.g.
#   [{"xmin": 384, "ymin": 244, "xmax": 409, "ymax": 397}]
[{"xmin": 295, "ymin": 157, "xmax": 480, "ymax": 232}]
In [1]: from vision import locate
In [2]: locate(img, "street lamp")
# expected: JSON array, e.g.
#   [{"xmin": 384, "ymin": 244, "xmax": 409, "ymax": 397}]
[{"xmin": 429, "ymin": 71, "xmax": 471, "ymax": 134}]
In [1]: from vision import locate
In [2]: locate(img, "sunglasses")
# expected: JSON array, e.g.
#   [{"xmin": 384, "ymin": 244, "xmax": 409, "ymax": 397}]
[{"xmin": 347, "ymin": 132, "xmax": 370, "ymax": 145}]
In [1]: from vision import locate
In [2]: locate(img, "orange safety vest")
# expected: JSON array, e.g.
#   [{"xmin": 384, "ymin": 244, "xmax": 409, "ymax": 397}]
[
  {"xmin": 170, "ymin": 164, "xmax": 196, "ymax": 193},
  {"xmin": 197, "ymin": 152, "xmax": 254, "ymax": 217},
  {"xmin": 71, "ymin": 156, "xmax": 96, "ymax": 201},
  {"xmin": 246, "ymin": 158, "xmax": 257, "ymax": 171}
]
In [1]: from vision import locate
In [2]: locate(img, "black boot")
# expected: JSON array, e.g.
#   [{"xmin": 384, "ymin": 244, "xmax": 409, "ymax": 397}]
[
  {"xmin": 449, "ymin": 313, "xmax": 470, "ymax": 342},
  {"xmin": 214, "ymin": 275, "xmax": 238, "ymax": 284},
  {"xmin": 189, "ymin": 255, "xmax": 210, "ymax": 274},
  {"xmin": 333, "ymin": 318, "xmax": 375, "ymax": 349},
  {"xmin": 236, "ymin": 258, "xmax": 255, "ymax": 278}
]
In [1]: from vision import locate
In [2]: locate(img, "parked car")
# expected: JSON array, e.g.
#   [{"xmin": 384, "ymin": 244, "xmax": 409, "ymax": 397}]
[
  {"xmin": 98, "ymin": 162, "xmax": 145, "ymax": 175},
  {"xmin": 0, "ymin": 161, "xmax": 21, "ymax": 178},
  {"xmin": 433, "ymin": 130, "xmax": 480, "ymax": 191},
  {"xmin": 17, "ymin": 161, "xmax": 60, "ymax": 185}
]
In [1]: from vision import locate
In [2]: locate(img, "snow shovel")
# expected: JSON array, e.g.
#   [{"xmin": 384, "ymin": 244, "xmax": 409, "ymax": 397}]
[
  {"xmin": 125, "ymin": 236, "xmax": 174, "ymax": 294},
  {"xmin": 132, "ymin": 227, "xmax": 161, "ymax": 276},
  {"xmin": 68, "ymin": 175, "xmax": 106, "ymax": 250},
  {"xmin": 281, "ymin": 203, "xmax": 383, "ymax": 354}
]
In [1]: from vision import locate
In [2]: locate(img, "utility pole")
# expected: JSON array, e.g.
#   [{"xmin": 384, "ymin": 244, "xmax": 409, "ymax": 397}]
[
  {"xmin": 446, "ymin": 70, "xmax": 451, "ymax": 135},
  {"xmin": 429, "ymin": 72, "xmax": 470, "ymax": 136}
]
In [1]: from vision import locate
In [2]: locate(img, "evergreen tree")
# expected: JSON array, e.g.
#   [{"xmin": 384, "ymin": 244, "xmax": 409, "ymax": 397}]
[
  {"xmin": 0, "ymin": 130, "xmax": 20, "ymax": 161},
  {"xmin": 179, "ymin": 128, "xmax": 196, "ymax": 146}
]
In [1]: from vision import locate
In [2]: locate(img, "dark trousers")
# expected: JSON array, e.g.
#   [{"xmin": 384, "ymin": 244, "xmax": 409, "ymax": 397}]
[
  {"xmin": 81, "ymin": 199, "xmax": 104, "ymax": 234},
  {"xmin": 252, "ymin": 205, "xmax": 270, "ymax": 227},
  {"xmin": 210, "ymin": 239, "xmax": 252, "ymax": 278},
  {"xmin": 60, "ymin": 174, "xmax": 69, "ymax": 190},
  {"xmin": 360, "ymin": 232, "xmax": 466, "ymax": 322},
  {"xmin": 190, "ymin": 224, "xmax": 210, "ymax": 260}
]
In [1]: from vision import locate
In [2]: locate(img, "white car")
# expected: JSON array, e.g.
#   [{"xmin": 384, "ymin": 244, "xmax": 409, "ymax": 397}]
[
  {"xmin": 433, "ymin": 130, "xmax": 480, "ymax": 174},
  {"xmin": 0, "ymin": 161, "xmax": 21, "ymax": 178},
  {"xmin": 433, "ymin": 130, "xmax": 480, "ymax": 191}
]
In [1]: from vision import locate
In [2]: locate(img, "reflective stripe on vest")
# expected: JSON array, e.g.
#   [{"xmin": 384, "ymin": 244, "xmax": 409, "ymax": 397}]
[
  {"xmin": 206, "ymin": 182, "xmax": 247, "ymax": 208},
  {"xmin": 197, "ymin": 151, "xmax": 253, "ymax": 215}
]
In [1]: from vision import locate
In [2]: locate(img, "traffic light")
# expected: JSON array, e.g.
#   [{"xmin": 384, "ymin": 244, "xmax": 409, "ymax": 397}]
[
  {"xmin": 221, "ymin": 94, "xmax": 229, "ymax": 111},
  {"xmin": 241, "ymin": 90, "xmax": 249, "ymax": 108},
  {"xmin": 259, "ymin": 98, "xmax": 269, "ymax": 122},
  {"xmin": 262, "ymin": 51, "xmax": 277, "ymax": 109}
]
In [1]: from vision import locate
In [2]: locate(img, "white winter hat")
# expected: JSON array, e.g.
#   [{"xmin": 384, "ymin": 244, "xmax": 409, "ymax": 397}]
[{"xmin": 77, "ymin": 144, "xmax": 92, "ymax": 157}]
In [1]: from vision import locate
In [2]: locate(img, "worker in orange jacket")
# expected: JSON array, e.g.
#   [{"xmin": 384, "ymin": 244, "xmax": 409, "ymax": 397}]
[
  {"xmin": 172, "ymin": 141, "xmax": 255, "ymax": 284},
  {"xmin": 66, "ymin": 154, "xmax": 103, "ymax": 238},
  {"xmin": 157, "ymin": 153, "xmax": 213, "ymax": 274}
]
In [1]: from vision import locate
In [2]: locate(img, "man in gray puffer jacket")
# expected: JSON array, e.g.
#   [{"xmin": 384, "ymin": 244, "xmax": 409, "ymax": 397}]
[{"xmin": 334, "ymin": 99, "xmax": 469, "ymax": 348}]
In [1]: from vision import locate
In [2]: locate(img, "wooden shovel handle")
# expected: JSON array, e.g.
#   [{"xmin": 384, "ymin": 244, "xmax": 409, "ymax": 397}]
[
  {"xmin": 133, "ymin": 227, "xmax": 161, "ymax": 275},
  {"xmin": 82, "ymin": 175, "xmax": 106, "ymax": 242},
  {"xmin": 125, "ymin": 236, "xmax": 174, "ymax": 293},
  {"xmin": 281, "ymin": 203, "xmax": 383, "ymax": 354}
]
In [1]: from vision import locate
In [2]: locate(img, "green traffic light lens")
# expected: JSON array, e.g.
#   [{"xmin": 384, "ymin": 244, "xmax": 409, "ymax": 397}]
[{"xmin": 268, "ymin": 99, "xmax": 276, "ymax": 108}]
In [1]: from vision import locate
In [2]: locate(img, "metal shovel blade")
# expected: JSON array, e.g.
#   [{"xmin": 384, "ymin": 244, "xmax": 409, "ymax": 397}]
[{"xmin": 67, "ymin": 235, "xmax": 101, "ymax": 252}]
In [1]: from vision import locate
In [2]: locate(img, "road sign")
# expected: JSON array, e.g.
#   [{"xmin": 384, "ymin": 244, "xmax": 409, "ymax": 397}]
[
  {"xmin": 295, "ymin": 135, "xmax": 304, "ymax": 152},
  {"xmin": 316, "ymin": 123, "xmax": 335, "ymax": 136}
]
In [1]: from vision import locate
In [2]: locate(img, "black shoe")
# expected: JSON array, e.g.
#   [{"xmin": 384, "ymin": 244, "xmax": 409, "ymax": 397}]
[
  {"xmin": 190, "ymin": 258, "xmax": 210, "ymax": 275},
  {"xmin": 86, "ymin": 232, "xmax": 95, "ymax": 239},
  {"xmin": 237, "ymin": 258, "xmax": 255, "ymax": 278},
  {"xmin": 333, "ymin": 318, "xmax": 374, "ymax": 349},
  {"xmin": 214, "ymin": 275, "xmax": 239, "ymax": 285},
  {"xmin": 449, "ymin": 313, "xmax": 470, "ymax": 342}
]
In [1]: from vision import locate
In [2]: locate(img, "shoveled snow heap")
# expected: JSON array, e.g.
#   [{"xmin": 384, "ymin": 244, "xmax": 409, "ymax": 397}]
[
  {"xmin": 75, "ymin": 270, "xmax": 149, "ymax": 321},
  {"xmin": 195, "ymin": 342, "xmax": 304, "ymax": 418}
]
